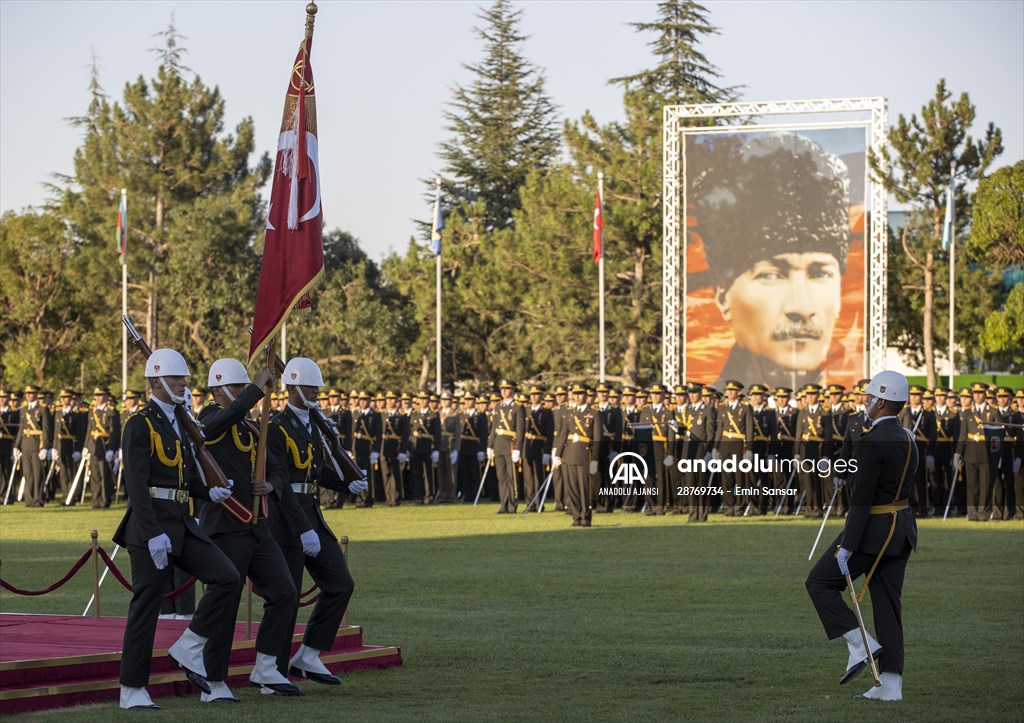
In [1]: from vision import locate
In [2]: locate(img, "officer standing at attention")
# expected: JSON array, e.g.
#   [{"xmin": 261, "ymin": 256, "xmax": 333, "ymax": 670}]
[
  {"xmin": 552, "ymin": 383, "xmax": 601, "ymax": 527},
  {"xmin": 487, "ymin": 380, "xmax": 525, "ymax": 514},
  {"xmin": 13, "ymin": 385, "xmax": 52, "ymax": 508},
  {"xmin": 113, "ymin": 349, "xmax": 239, "ymax": 710},
  {"xmin": 806, "ymin": 370, "xmax": 918, "ymax": 702}
]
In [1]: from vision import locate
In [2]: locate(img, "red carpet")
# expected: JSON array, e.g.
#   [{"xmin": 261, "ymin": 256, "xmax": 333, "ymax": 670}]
[{"xmin": 0, "ymin": 614, "xmax": 401, "ymax": 714}]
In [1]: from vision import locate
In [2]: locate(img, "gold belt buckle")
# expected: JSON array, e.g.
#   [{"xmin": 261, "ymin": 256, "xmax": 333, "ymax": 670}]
[
  {"xmin": 310, "ymin": 483, "xmax": 319, "ymax": 495},
  {"xmin": 176, "ymin": 489, "xmax": 189, "ymax": 504}
]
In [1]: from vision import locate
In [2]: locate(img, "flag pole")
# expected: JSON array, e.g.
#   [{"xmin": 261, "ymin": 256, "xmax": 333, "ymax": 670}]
[
  {"xmin": 281, "ymin": 321, "xmax": 288, "ymax": 391},
  {"xmin": 121, "ymin": 188, "xmax": 128, "ymax": 402},
  {"xmin": 435, "ymin": 177, "xmax": 442, "ymax": 395},
  {"xmin": 947, "ymin": 161, "xmax": 956, "ymax": 390},
  {"xmin": 598, "ymin": 171, "xmax": 606, "ymax": 383}
]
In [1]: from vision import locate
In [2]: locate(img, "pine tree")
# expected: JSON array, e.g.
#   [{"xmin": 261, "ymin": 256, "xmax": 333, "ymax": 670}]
[
  {"xmin": 56, "ymin": 21, "xmax": 270, "ymax": 382},
  {"xmin": 870, "ymin": 79, "xmax": 1003, "ymax": 385},
  {"xmin": 439, "ymin": 0, "xmax": 560, "ymax": 231}
]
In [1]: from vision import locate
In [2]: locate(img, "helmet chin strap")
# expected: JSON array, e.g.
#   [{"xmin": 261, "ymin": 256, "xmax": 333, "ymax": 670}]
[
  {"xmin": 294, "ymin": 386, "xmax": 319, "ymax": 410},
  {"xmin": 221, "ymin": 386, "xmax": 237, "ymax": 404},
  {"xmin": 158, "ymin": 377, "xmax": 187, "ymax": 405}
]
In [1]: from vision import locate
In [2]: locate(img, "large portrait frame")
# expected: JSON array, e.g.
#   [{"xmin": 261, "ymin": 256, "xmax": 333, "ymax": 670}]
[{"xmin": 662, "ymin": 98, "xmax": 888, "ymax": 387}]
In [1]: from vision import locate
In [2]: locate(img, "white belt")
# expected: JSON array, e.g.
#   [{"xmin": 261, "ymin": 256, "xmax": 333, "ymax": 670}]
[
  {"xmin": 292, "ymin": 482, "xmax": 318, "ymax": 494},
  {"xmin": 150, "ymin": 487, "xmax": 189, "ymax": 504}
]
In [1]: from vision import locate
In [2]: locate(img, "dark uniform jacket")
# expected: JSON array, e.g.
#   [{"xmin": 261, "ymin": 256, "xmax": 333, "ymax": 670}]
[
  {"xmin": 55, "ymin": 406, "xmax": 82, "ymax": 453},
  {"xmin": 85, "ymin": 405, "xmax": 121, "ymax": 457},
  {"xmin": 488, "ymin": 401, "xmax": 525, "ymax": 456},
  {"xmin": 198, "ymin": 385, "xmax": 289, "ymax": 537},
  {"xmin": 796, "ymin": 404, "xmax": 829, "ymax": 460},
  {"xmin": 267, "ymin": 405, "xmax": 345, "ymax": 547},
  {"xmin": 714, "ymin": 401, "xmax": 753, "ymax": 448},
  {"xmin": 554, "ymin": 404, "xmax": 601, "ymax": 465},
  {"xmin": 112, "ymin": 401, "xmax": 214, "ymax": 552},
  {"xmin": 955, "ymin": 404, "xmax": 999, "ymax": 462},
  {"xmin": 773, "ymin": 407, "xmax": 798, "ymax": 459},
  {"xmin": 842, "ymin": 417, "xmax": 919, "ymax": 556},
  {"xmin": 898, "ymin": 406, "xmax": 937, "ymax": 456},
  {"xmin": 14, "ymin": 402, "xmax": 52, "ymax": 454},
  {"xmin": 524, "ymin": 405, "xmax": 554, "ymax": 461},
  {"xmin": 352, "ymin": 408, "xmax": 380, "ymax": 458},
  {"xmin": 379, "ymin": 410, "xmax": 409, "ymax": 458},
  {"xmin": 458, "ymin": 411, "xmax": 486, "ymax": 456},
  {"xmin": 749, "ymin": 405, "xmax": 777, "ymax": 453},
  {"xmin": 410, "ymin": 410, "xmax": 441, "ymax": 455},
  {"xmin": 933, "ymin": 405, "xmax": 959, "ymax": 460}
]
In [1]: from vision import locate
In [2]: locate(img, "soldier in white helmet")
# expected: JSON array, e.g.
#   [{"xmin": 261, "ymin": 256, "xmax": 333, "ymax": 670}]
[
  {"xmin": 113, "ymin": 348, "xmax": 240, "ymax": 710},
  {"xmin": 196, "ymin": 358, "xmax": 303, "ymax": 699},
  {"xmin": 805, "ymin": 370, "xmax": 919, "ymax": 702},
  {"xmin": 266, "ymin": 357, "xmax": 364, "ymax": 684}
]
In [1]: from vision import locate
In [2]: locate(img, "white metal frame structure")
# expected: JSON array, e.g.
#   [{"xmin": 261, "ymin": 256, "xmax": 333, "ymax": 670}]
[{"xmin": 662, "ymin": 97, "xmax": 888, "ymax": 385}]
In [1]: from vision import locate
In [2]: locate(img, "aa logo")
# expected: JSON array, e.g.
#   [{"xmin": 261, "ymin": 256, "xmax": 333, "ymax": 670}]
[{"xmin": 609, "ymin": 452, "xmax": 648, "ymax": 485}]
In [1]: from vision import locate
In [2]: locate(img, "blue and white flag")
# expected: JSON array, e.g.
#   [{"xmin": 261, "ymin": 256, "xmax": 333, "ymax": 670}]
[{"xmin": 430, "ymin": 186, "xmax": 444, "ymax": 257}]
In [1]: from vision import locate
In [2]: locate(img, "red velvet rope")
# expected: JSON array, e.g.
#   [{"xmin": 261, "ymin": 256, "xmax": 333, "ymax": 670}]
[
  {"xmin": 297, "ymin": 593, "xmax": 320, "ymax": 608},
  {"xmin": 0, "ymin": 549, "xmax": 92, "ymax": 596},
  {"xmin": 97, "ymin": 546, "xmax": 198, "ymax": 599}
]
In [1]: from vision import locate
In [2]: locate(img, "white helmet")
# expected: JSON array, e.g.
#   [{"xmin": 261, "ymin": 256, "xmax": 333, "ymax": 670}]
[
  {"xmin": 208, "ymin": 358, "xmax": 250, "ymax": 387},
  {"xmin": 864, "ymin": 370, "xmax": 909, "ymax": 402},
  {"xmin": 282, "ymin": 357, "xmax": 324, "ymax": 387},
  {"xmin": 145, "ymin": 349, "xmax": 190, "ymax": 378}
]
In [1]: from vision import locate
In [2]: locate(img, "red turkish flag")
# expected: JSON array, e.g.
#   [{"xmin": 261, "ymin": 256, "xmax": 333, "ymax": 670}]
[
  {"xmin": 592, "ymin": 187, "xmax": 603, "ymax": 263},
  {"xmin": 249, "ymin": 35, "xmax": 324, "ymax": 362}
]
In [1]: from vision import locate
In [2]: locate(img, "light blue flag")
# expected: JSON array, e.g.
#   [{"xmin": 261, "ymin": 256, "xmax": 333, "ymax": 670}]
[{"xmin": 430, "ymin": 188, "xmax": 444, "ymax": 257}]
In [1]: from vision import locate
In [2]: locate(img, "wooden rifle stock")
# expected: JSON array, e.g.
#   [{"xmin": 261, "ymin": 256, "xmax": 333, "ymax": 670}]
[
  {"xmin": 271, "ymin": 353, "xmax": 366, "ymax": 483},
  {"xmin": 122, "ymin": 315, "xmax": 253, "ymax": 524}
]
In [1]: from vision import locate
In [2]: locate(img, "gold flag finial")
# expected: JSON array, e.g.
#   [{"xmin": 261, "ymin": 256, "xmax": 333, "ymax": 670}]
[{"xmin": 305, "ymin": 2, "xmax": 317, "ymax": 39}]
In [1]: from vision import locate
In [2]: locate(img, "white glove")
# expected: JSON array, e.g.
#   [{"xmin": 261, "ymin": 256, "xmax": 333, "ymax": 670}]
[
  {"xmin": 511, "ymin": 449, "xmax": 521, "ymax": 464},
  {"xmin": 39, "ymin": 450, "xmax": 48, "ymax": 461},
  {"xmin": 952, "ymin": 452, "xmax": 962, "ymax": 469},
  {"xmin": 663, "ymin": 455, "xmax": 675, "ymax": 467},
  {"xmin": 712, "ymin": 449, "xmax": 722, "ymax": 461},
  {"xmin": 450, "ymin": 451, "xmax": 459, "ymax": 465},
  {"xmin": 12, "ymin": 449, "xmax": 21, "ymax": 464},
  {"xmin": 300, "ymin": 529, "xmax": 320, "ymax": 557},
  {"xmin": 370, "ymin": 451, "xmax": 380, "ymax": 465},
  {"xmin": 431, "ymin": 450, "xmax": 440, "ymax": 464},
  {"xmin": 209, "ymin": 486, "xmax": 232, "ymax": 503},
  {"xmin": 1014, "ymin": 458, "xmax": 1022, "ymax": 475},
  {"xmin": 542, "ymin": 453, "xmax": 551, "ymax": 467},
  {"xmin": 834, "ymin": 476, "xmax": 846, "ymax": 490},
  {"xmin": 397, "ymin": 452, "xmax": 408, "ymax": 464},
  {"xmin": 589, "ymin": 460, "xmax": 599, "ymax": 475},
  {"xmin": 105, "ymin": 450, "xmax": 115, "ymax": 464},
  {"xmin": 552, "ymin": 455, "xmax": 562, "ymax": 468},
  {"xmin": 148, "ymin": 533, "xmax": 172, "ymax": 571},
  {"xmin": 224, "ymin": 478, "xmax": 235, "ymax": 489},
  {"xmin": 926, "ymin": 455, "xmax": 935, "ymax": 471},
  {"xmin": 348, "ymin": 479, "xmax": 369, "ymax": 494},
  {"xmin": 49, "ymin": 448, "xmax": 58, "ymax": 460},
  {"xmin": 72, "ymin": 451, "xmax": 82, "ymax": 463},
  {"xmin": 767, "ymin": 454, "xmax": 776, "ymax": 462},
  {"xmin": 486, "ymin": 447, "xmax": 494, "ymax": 460},
  {"xmin": 743, "ymin": 450, "xmax": 753, "ymax": 463},
  {"xmin": 476, "ymin": 451, "xmax": 485, "ymax": 463},
  {"xmin": 703, "ymin": 452, "xmax": 712, "ymax": 463},
  {"xmin": 836, "ymin": 547, "xmax": 853, "ymax": 576}
]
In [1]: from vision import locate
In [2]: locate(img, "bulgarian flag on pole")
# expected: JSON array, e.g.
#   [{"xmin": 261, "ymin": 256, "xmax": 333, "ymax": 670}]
[{"xmin": 249, "ymin": 6, "xmax": 324, "ymax": 362}]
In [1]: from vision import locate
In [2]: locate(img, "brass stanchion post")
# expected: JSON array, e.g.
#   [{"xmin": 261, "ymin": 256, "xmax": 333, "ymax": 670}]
[{"xmin": 341, "ymin": 535, "xmax": 349, "ymax": 628}]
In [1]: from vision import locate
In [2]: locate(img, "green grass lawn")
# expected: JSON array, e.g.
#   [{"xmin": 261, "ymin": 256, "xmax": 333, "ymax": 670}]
[{"xmin": 1, "ymin": 502, "xmax": 1022, "ymax": 722}]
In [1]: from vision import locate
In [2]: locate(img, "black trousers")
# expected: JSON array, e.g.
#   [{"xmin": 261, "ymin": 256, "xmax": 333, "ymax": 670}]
[
  {"xmin": 380, "ymin": 456, "xmax": 402, "ymax": 505},
  {"xmin": 457, "ymin": 453, "xmax": 480, "ymax": 501},
  {"xmin": 718, "ymin": 440, "xmax": 744, "ymax": 516},
  {"xmin": 645, "ymin": 442, "xmax": 668, "ymax": 514},
  {"xmin": 964, "ymin": 457, "xmax": 991, "ymax": 520},
  {"xmin": 411, "ymin": 452, "xmax": 434, "ymax": 503},
  {"xmin": 563, "ymin": 464, "xmax": 592, "ymax": 525},
  {"xmin": 495, "ymin": 455, "xmax": 518, "ymax": 513},
  {"xmin": 89, "ymin": 452, "xmax": 114, "ymax": 508},
  {"xmin": 119, "ymin": 533, "xmax": 240, "ymax": 688},
  {"xmin": 992, "ymin": 448, "xmax": 1016, "ymax": 520},
  {"xmin": 522, "ymin": 457, "xmax": 544, "ymax": 510},
  {"xmin": 56, "ymin": 443, "xmax": 76, "ymax": 505},
  {"xmin": 204, "ymin": 528, "xmax": 297, "ymax": 681},
  {"xmin": 278, "ymin": 534, "xmax": 355, "ymax": 676},
  {"xmin": 159, "ymin": 565, "xmax": 196, "ymax": 616},
  {"xmin": 806, "ymin": 533, "xmax": 911, "ymax": 675},
  {"xmin": 20, "ymin": 448, "xmax": 43, "ymax": 507}
]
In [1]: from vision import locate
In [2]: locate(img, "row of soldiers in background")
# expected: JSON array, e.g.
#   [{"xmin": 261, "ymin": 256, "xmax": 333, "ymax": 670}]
[
  {"xmin": 3, "ymin": 380, "xmax": 1023, "ymax": 523},
  {"xmin": 247, "ymin": 378, "xmax": 1024, "ymax": 526}
]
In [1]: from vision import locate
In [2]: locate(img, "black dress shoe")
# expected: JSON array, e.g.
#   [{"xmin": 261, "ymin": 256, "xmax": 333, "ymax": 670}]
[
  {"xmin": 289, "ymin": 666, "xmax": 341, "ymax": 685},
  {"xmin": 126, "ymin": 704, "xmax": 162, "ymax": 711},
  {"xmin": 840, "ymin": 646, "xmax": 882, "ymax": 685},
  {"xmin": 250, "ymin": 681, "xmax": 304, "ymax": 696},
  {"xmin": 170, "ymin": 656, "xmax": 212, "ymax": 694}
]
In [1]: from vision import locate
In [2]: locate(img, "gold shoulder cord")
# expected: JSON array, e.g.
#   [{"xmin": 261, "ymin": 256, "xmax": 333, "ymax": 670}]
[
  {"xmin": 143, "ymin": 416, "xmax": 183, "ymax": 489},
  {"xmin": 278, "ymin": 426, "xmax": 313, "ymax": 470}
]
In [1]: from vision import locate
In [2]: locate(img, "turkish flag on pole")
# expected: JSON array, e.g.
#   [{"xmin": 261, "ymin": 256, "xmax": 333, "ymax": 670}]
[
  {"xmin": 248, "ymin": 32, "xmax": 324, "ymax": 362},
  {"xmin": 592, "ymin": 187, "xmax": 603, "ymax": 263}
]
